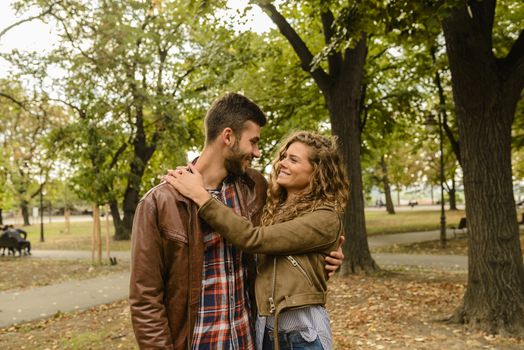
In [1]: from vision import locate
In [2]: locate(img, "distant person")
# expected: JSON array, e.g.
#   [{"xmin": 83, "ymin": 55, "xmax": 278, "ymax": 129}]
[
  {"xmin": 1, "ymin": 225, "xmax": 31, "ymax": 255},
  {"xmin": 166, "ymin": 131, "xmax": 349, "ymax": 350}
]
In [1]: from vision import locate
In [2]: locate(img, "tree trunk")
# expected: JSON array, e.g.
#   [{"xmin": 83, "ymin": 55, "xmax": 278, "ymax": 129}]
[
  {"xmin": 326, "ymin": 39, "xmax": 378, "ymax": 274},
  {"xmin": 0, "ymin": 208, "xmax": 3, "ymax": 225},
  {"xmin": 443, "ymin": 1, "xmax": 524, "ymax": 335},
  {"xmin": 109, "ymin": 198, "xmax": 125, "ymax": 240},
  {"xmin": 105, "ymin": 204, "xmax": 111, "ymax": 260},
  {"xmin": 430, "ymin": 185, "xmax": 434, "ymax": 205},
  {"xmin": 92, "ymin": 204, "xmax": 102, "ymax": 264},
  {"xmin": 380, "ymin": 155, "xmax": 395, "ymax": 214},
  {"xmin": 64, "ymin": 208, "xmax": 71, "ymax": 234},
  {"xmin": 114, "ymin": 65, "xmax": 158, "ymax": 241},
  {"xmin": 20, "ymin": 200, "xmax": 30, "ymax": 226},
  {"xmin": 449, "ymin": 177, "xmax": 458, "ymax": 210},
  {"xmin": 115, "ymin": 139, "xmax": 155, "ymax": 240},
  {"xmin": 257, "ymin": 2, "xmax": 377, "ymax": 273}
]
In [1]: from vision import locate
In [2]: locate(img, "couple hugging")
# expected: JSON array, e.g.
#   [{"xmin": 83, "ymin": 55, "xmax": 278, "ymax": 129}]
[{"xmin": 130, "ymin": 92, "xmax": 348, "ymax": 350}]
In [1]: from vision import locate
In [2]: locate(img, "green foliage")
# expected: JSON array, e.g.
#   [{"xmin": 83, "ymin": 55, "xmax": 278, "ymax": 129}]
[
  {"xmin": 0, "ymin": 79, "xmax": 65, "ymax": 216},
  {"xmin": 14, "ymin": 0, "xmax": 228, "ymax": 206}
]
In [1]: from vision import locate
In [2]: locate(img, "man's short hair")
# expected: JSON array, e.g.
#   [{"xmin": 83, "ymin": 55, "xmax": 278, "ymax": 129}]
[{"xmin": 205, "ymin": 92, "xmax": 267, "ymax": 144}]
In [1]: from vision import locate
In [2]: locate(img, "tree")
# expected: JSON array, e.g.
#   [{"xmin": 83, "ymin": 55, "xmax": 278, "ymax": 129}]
[
  {"xmin": 20, "ymin": 0, "xmax": 222, "ymax": 239},
  {"xmin": 442, "ymin": 0, "xmax": 524, "ymax": 335},
  {"xmin": 254, "ymin": 0, "xmax": 377, "ymax": 273},
  {"xmin": 0, "ymin": 79, "xmax": 58, "ymax": 225},
  {"xmin": 359, "ymin": 32, "xmax": 430, "ymax": 213}
]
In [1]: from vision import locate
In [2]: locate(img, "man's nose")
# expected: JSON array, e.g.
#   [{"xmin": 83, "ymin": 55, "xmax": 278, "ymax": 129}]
[{"xmin": 252, "ymin": 146, "xmax": 261, "ymax": 158}]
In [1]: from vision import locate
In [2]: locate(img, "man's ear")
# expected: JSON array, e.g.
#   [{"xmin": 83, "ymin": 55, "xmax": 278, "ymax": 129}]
[{"xmin": 221, "ymin": 127, "xmax": 236, "ymax": 147}]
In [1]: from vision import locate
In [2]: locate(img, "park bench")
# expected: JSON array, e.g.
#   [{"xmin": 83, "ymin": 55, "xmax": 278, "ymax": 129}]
[
  {"xmin": 0, "ymin": 235, "xmax": 25, "ymax": 256},
  {"xmin": 408, "ymin": 200, "xmax": 418, "ymax": 208},
  {"xmin": 452, "ymin": 217, "xmax": 467, "ymax": 239}
]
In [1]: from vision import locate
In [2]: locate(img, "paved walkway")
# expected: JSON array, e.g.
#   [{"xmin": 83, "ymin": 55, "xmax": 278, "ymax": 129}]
[
  {"xmin": 0, "ymin": 271, "xmax": 130, "ymax": 328},
  {"xmin": 0, "ymin": 230, "xmax": 463, "ymax": 328}
]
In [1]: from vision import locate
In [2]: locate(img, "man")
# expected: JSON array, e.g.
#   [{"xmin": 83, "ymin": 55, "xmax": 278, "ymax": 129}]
[
  {"xmin": 1, "ymin": 225, "xmax": 31, "ymax": 255},
  {"xmin": 129, "ymin": 92, "xmax": 343, "ymax": 349}
]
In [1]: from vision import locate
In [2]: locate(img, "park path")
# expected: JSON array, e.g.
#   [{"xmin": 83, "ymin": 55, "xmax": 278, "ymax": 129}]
[
  {"xmin": 0, "ymin": 230, "xmax": 465, "ymax": 328},
  {"xmin": 0, "ymin": 271, "xmax": 130, "ymax": 328}
]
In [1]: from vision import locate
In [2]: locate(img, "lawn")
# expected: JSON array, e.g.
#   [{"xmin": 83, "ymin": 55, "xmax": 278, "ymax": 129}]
[
  {"xmin": 9, "ymin": 208, "xmax": 522, "ymax": 250},
  {"xmin": 18, "ymin": 220, "xmax": 131, "ymax": 251},
  {"xmin": 373, "ymin": 229, "xmax": 524, "ymax": 255},
  {"xmin": 366, "ymin": 209, "xmax": 466, "ymax": 235}
]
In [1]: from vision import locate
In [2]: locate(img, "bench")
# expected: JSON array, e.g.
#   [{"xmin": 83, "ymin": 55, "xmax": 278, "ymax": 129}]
[
  {"xmin": 0, "ymin": 235, "xmax": 25, "ymax": 256},
  {"xmin": 408, "ymin": 200, "xmax": 418, "ymax": 208},
  {"xmin": 452, "ymin": 217, "xmax": 467, "ymax": 239}
]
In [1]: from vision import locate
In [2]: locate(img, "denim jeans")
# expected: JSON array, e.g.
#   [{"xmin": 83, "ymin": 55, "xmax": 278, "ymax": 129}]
[{"xmin": 262, "ymin": 327, "xmax": 325, "ymax": 350}]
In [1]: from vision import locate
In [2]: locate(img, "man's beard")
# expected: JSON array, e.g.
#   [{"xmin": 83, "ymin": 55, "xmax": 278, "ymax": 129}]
[{"xmin": 224, "ymin": 142, "xmax": 251, "ymax": 176}]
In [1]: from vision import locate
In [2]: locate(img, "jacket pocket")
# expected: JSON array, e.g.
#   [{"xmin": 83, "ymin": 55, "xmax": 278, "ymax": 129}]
[
  {"xmin": 162, "ymin": 227, "xmax": 188, "ymax": 244},
  {"xmin": 286, "ymin": 255, "xmax": 313, "ymax": 286}
]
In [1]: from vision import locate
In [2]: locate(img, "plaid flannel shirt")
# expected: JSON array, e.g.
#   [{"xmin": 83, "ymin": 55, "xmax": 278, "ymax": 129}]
[{"xmin": 191, "ymin": 179, "xmax": 255, "ymax": 350}]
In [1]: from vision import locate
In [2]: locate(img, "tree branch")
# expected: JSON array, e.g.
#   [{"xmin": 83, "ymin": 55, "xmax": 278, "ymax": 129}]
[
  {"xmin": 49, "ymin": 11, "xmax": 99, "ymax": 66},
  {"xmin": 256, "ymin": 1, "xmax": 332, "ymax": 93},
  {"xmin": 0, "ymin": 92, "xmax": 27, "ymax": 110},
  {"xmin": 503, "ymin": 29, "xmax": 524, "ymax": 89},
  {"xmin": 0, "ymin": 1, "xmax": 59, "ymax": 40},
  {"xmin": 319, "ymin": 2, "xmax": 342, "ymax": 76},
  {"xmin": 109, "ymin": 143, "xmax": 128, "ymax": 170},
  {"xmin": 430, "ymin": 45, "xmax": 462, "ymax": 166}
]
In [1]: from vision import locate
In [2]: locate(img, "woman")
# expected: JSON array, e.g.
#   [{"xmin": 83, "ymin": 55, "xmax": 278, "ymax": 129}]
[{"xmin": 166, "ymin": 131, "xmax": 349, "ymax": 350}]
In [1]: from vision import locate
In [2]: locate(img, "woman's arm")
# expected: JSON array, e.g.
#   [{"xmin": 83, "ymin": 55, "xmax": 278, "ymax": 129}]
[
  {"xmin": 164, "ymin": 164, "xmax": 342, "ymax": 257},
  {"xmin": 198, "ymin": 198, "xmax": 341, "ymax": 255}
]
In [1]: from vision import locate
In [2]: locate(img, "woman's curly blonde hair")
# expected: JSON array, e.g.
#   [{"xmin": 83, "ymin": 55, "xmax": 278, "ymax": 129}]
[{"xmin": 262, "ymin": 131, "xmax": 350, "ymax": 225}]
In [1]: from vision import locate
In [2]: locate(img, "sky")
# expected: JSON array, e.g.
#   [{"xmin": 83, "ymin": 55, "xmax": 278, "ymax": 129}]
[
  {"xmin": 0, "ymin": 2, "xmax": 58, "ymax": 54},
  {"xmin": 0, "ymin": 0, "xmax": 274, "ymax": 77}
]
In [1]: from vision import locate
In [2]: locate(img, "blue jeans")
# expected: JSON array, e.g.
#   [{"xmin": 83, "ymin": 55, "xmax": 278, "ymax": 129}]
[{"xmin": 262, "ymin": 327, "xmax": 325, "ymax": 350}]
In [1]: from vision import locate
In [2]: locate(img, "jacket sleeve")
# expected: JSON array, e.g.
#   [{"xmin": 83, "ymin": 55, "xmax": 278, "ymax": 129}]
[
  {"xmin": 129, "ymin": 198, "xmax": 174, "ymax": 350},
  {"xmin": 198, "ymin": 198, "xmax": 340, "ymax": 255}
]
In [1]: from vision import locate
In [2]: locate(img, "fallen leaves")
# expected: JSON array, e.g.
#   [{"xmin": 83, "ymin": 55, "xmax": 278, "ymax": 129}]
[
  {"xmin": 1, "ymin": 267, "xmax": 523, "ymax": 349},
  {"xmin": 0, "ymin": 300, "xmax": 136, "ymax": 350},
  {"xmin": 328, "ymin": 268, "xmax": 524, "ymax": 349}
]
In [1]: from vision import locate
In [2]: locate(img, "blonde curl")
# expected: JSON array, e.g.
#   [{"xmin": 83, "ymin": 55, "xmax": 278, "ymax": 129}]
[{"xmin": 262, "ymin": 131, "xmax": 350, "ymax": 225}]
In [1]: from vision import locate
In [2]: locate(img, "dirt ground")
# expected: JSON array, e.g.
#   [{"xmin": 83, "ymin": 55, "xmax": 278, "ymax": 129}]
[{"xmin": 1, "ymin": 267, "xmax": 523, "ymax": 349}]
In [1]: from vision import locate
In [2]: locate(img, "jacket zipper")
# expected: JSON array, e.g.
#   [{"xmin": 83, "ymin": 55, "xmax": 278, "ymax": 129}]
[
  {"xmin": 286, "ymin": 256, "xmax": 313, "ymax": 286},
  {"xmin": 268, "ymin": 256, "xmax": 277, "ymax": 314}
]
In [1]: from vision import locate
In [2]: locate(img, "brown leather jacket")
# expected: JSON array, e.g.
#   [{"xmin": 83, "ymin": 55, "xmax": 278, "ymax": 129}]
[{"xmin": 129, "ymin": 169, "xmax": 267, "ymax": 350}]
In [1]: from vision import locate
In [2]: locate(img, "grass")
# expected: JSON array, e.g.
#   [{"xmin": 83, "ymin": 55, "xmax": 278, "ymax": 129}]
[
  {"xmin": 9, "ymin": 208, "xmax": 523, "ymax": 250},
  {"xmin": 365, "ymin": 209, "xmax": 467, "ymax": 235},
  {"xmin": 19, "ymin": 220, "xmax": 131, "ymax": 251},
  {"xmin": 373, "ymin": 229, "xmax": 524, "ymax": 255}
]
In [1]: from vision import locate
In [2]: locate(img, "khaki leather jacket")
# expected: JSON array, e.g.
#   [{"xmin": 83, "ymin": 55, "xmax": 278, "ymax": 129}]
[
  {"xmin": 129, "ymin": 169, "xmax": 267, "ymax": 350},
  {"xmin": 198, "ymin": 198, "xmax": 342, "ymax": 349}
]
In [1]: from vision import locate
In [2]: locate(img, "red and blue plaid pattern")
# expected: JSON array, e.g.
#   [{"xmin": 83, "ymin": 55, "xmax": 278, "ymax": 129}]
[{"xmin": 191, "ymin": 181, "xmax": 255, "ymax": 350}]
